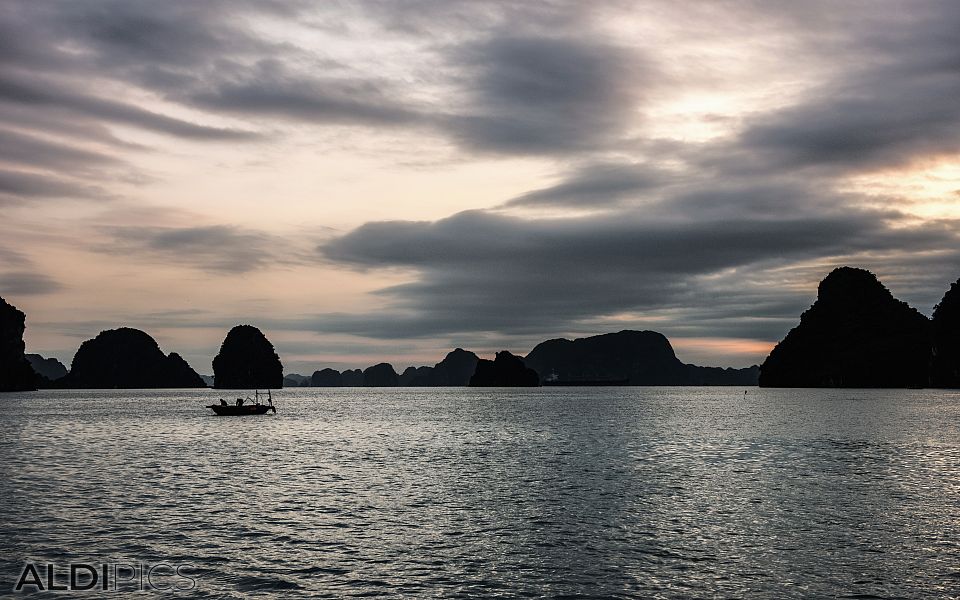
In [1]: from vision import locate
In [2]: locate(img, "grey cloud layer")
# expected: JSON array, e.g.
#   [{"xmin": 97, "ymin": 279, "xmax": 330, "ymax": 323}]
[
  {"xmin": 0, "ymin": 1, "xmax": 644, "ymax": 208},
  {"xmin": 313, "ymin": 0, "xmax": 960, "ymax": 346},
  {"xmin": 0, "ymin": 271, "xmax": 62, "ymax": 295},
  {"xmin": 0, "ymin": 169, "xmax": 104, "ymax": 201},
  {"xmin": 99, "ymin": 225, "xmax": 313, "ymax": 274},
  {"xmin": 319, "ymin": 202, "xmax": 960, "ymax": 341},
  {"xmin": 504, "ymin": 163, "xmax": 667, "ymax": 208},
  {"xmin": 441, "ymin": 34, "xmax": 646, "ymax": 154},
  {"xmin": 0, "ymin": 72, "xmax": 254, "ymax": 141},
  {"xmin": 730, "ymin": 5, "xmax": 960, "ymax": 172},
  {"xmin": 4, "ymin": 1, "xmax": 960, "ymax": 361},
  {"xmin": 0, "ymin": 242, "xmax": 63, "ymax": 296}
]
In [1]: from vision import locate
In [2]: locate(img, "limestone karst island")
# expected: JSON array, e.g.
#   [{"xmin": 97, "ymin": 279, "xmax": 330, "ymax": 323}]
[{"xmin": 4, "ymin": 267, "xmax": 960, "ymax": 391}]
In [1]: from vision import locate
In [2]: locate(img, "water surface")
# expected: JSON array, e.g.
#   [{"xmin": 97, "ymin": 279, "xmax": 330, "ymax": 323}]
[{"xmin": 2, "ymin": 387, "xmax": 960, "ymax": 598}]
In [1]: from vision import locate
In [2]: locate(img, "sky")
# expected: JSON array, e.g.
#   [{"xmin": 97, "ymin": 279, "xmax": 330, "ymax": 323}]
[{"xmin": 2, "ymin": 1, "xmax": 960, "ymax": 375}]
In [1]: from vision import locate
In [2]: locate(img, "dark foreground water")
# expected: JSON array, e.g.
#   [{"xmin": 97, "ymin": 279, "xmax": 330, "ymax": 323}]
[{"xmin": 2, "ymin": 388, "xmax": 960, "ymax": 598}]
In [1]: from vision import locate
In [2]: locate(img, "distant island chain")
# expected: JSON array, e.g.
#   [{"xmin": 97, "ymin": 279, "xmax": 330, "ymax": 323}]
[{"xmin": 2, "ymin": 267, "xmax": 959, "ymax": 391}]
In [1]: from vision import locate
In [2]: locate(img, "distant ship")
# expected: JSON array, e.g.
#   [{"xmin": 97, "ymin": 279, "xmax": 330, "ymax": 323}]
[{"xmin": 542, "ymin": 372, "xmax": 629, "ymax": 386}]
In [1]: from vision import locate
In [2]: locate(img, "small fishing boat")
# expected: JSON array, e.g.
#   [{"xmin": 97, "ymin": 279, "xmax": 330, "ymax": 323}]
[{"xmin": 207, "ymin": 389, "xmax": 277, "ymax": 416}]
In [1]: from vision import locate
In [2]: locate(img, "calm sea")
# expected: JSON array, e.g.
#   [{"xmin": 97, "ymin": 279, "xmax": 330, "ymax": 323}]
[{"xmin": 2, "ymin": 387, "xmax": 960, "ymax": 598}]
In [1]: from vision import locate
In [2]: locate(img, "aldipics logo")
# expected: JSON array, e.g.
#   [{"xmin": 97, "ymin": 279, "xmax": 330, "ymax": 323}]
[{"xmin": 13, "ymin": 562, "xmax": 197, "ymax": 593}]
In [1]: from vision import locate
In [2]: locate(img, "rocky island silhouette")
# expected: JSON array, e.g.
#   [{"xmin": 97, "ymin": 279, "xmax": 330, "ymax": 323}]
[
  {"xmin": 0, "ymin": 296, "xmax": 38, "ymax": 392},
  {"xmin": 212, "ymin": 325, "xmax": 284, "ymax": 390},
  {"xmin": 759, "ymin": 267, "xmax": 957, "ymax": 388},
  {"xmin": 25, "ymin": 354, "xmax": 67, "ymax": 382},
  {"xmin": 56, "ymin": 327, "xmax": 206, "ymax": 389},
  {"xmin": 525, "ymin": 330, "xmax": 759, "ymax": 386},
  {"xmin": 932, "ymin": 278, "xmax": 960, "ymax": 388},
  {"xmin": 469, "ymin": 351, "xmax": 540, "ymax": 387},
  {"xmin": 5, "ymin": 267, "xmax": 960, "ymax": 391}
]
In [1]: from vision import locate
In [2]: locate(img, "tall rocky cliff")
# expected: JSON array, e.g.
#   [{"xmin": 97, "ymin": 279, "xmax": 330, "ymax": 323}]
[
  {"xmin": 428, "ymin": 348, "xmax": 479, "ymax": 386},
  {"xmin": 0, "ymin": 296, "xmax": 38, "ymax": 392},
  {"xmin": 932, "ymin": 278, "xmax": 960, "ymax": 387},
  {"xmin": 759, "ymin": 267, "xmax": 931, "ymax": 388},
  {"xmin": 212, "ymin": 325, "xmax": 284, "ymax": 389}
]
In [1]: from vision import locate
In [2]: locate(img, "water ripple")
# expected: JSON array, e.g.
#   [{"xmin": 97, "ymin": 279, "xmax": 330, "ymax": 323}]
[{"xmin": 2, "ymin": 387, "xmax": 960, "ymax": 597}]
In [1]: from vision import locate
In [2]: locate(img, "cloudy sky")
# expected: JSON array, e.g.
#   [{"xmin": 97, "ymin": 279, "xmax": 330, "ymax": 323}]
[{"xmin": 3, "ymin": 1, "xmax": 960, "ymax": 374}]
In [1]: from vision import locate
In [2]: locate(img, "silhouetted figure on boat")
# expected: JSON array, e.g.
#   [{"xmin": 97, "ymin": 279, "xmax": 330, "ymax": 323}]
[{"xmin": 206, "ymin": 389, "xmax": 276, "ymax": 416}]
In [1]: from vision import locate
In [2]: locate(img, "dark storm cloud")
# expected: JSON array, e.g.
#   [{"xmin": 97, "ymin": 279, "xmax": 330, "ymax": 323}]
[
  {"xmin": 98, "ymin": 225, "xmax": 313, "ymax": 274},
  {"xmin": 441, "ymin": 33, "xmax": 646, "ymax": 154}
]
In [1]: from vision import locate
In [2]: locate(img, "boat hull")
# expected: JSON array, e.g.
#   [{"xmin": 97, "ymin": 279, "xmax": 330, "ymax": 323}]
[{"xmin": 207, "ymin": 404, "xmax": 275, "ymax": 416}]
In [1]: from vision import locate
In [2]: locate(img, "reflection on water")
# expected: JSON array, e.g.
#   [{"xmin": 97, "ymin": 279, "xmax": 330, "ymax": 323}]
[{"xmin": 2, "ymin": 387, "xmax": 960, "ymax": 598}]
